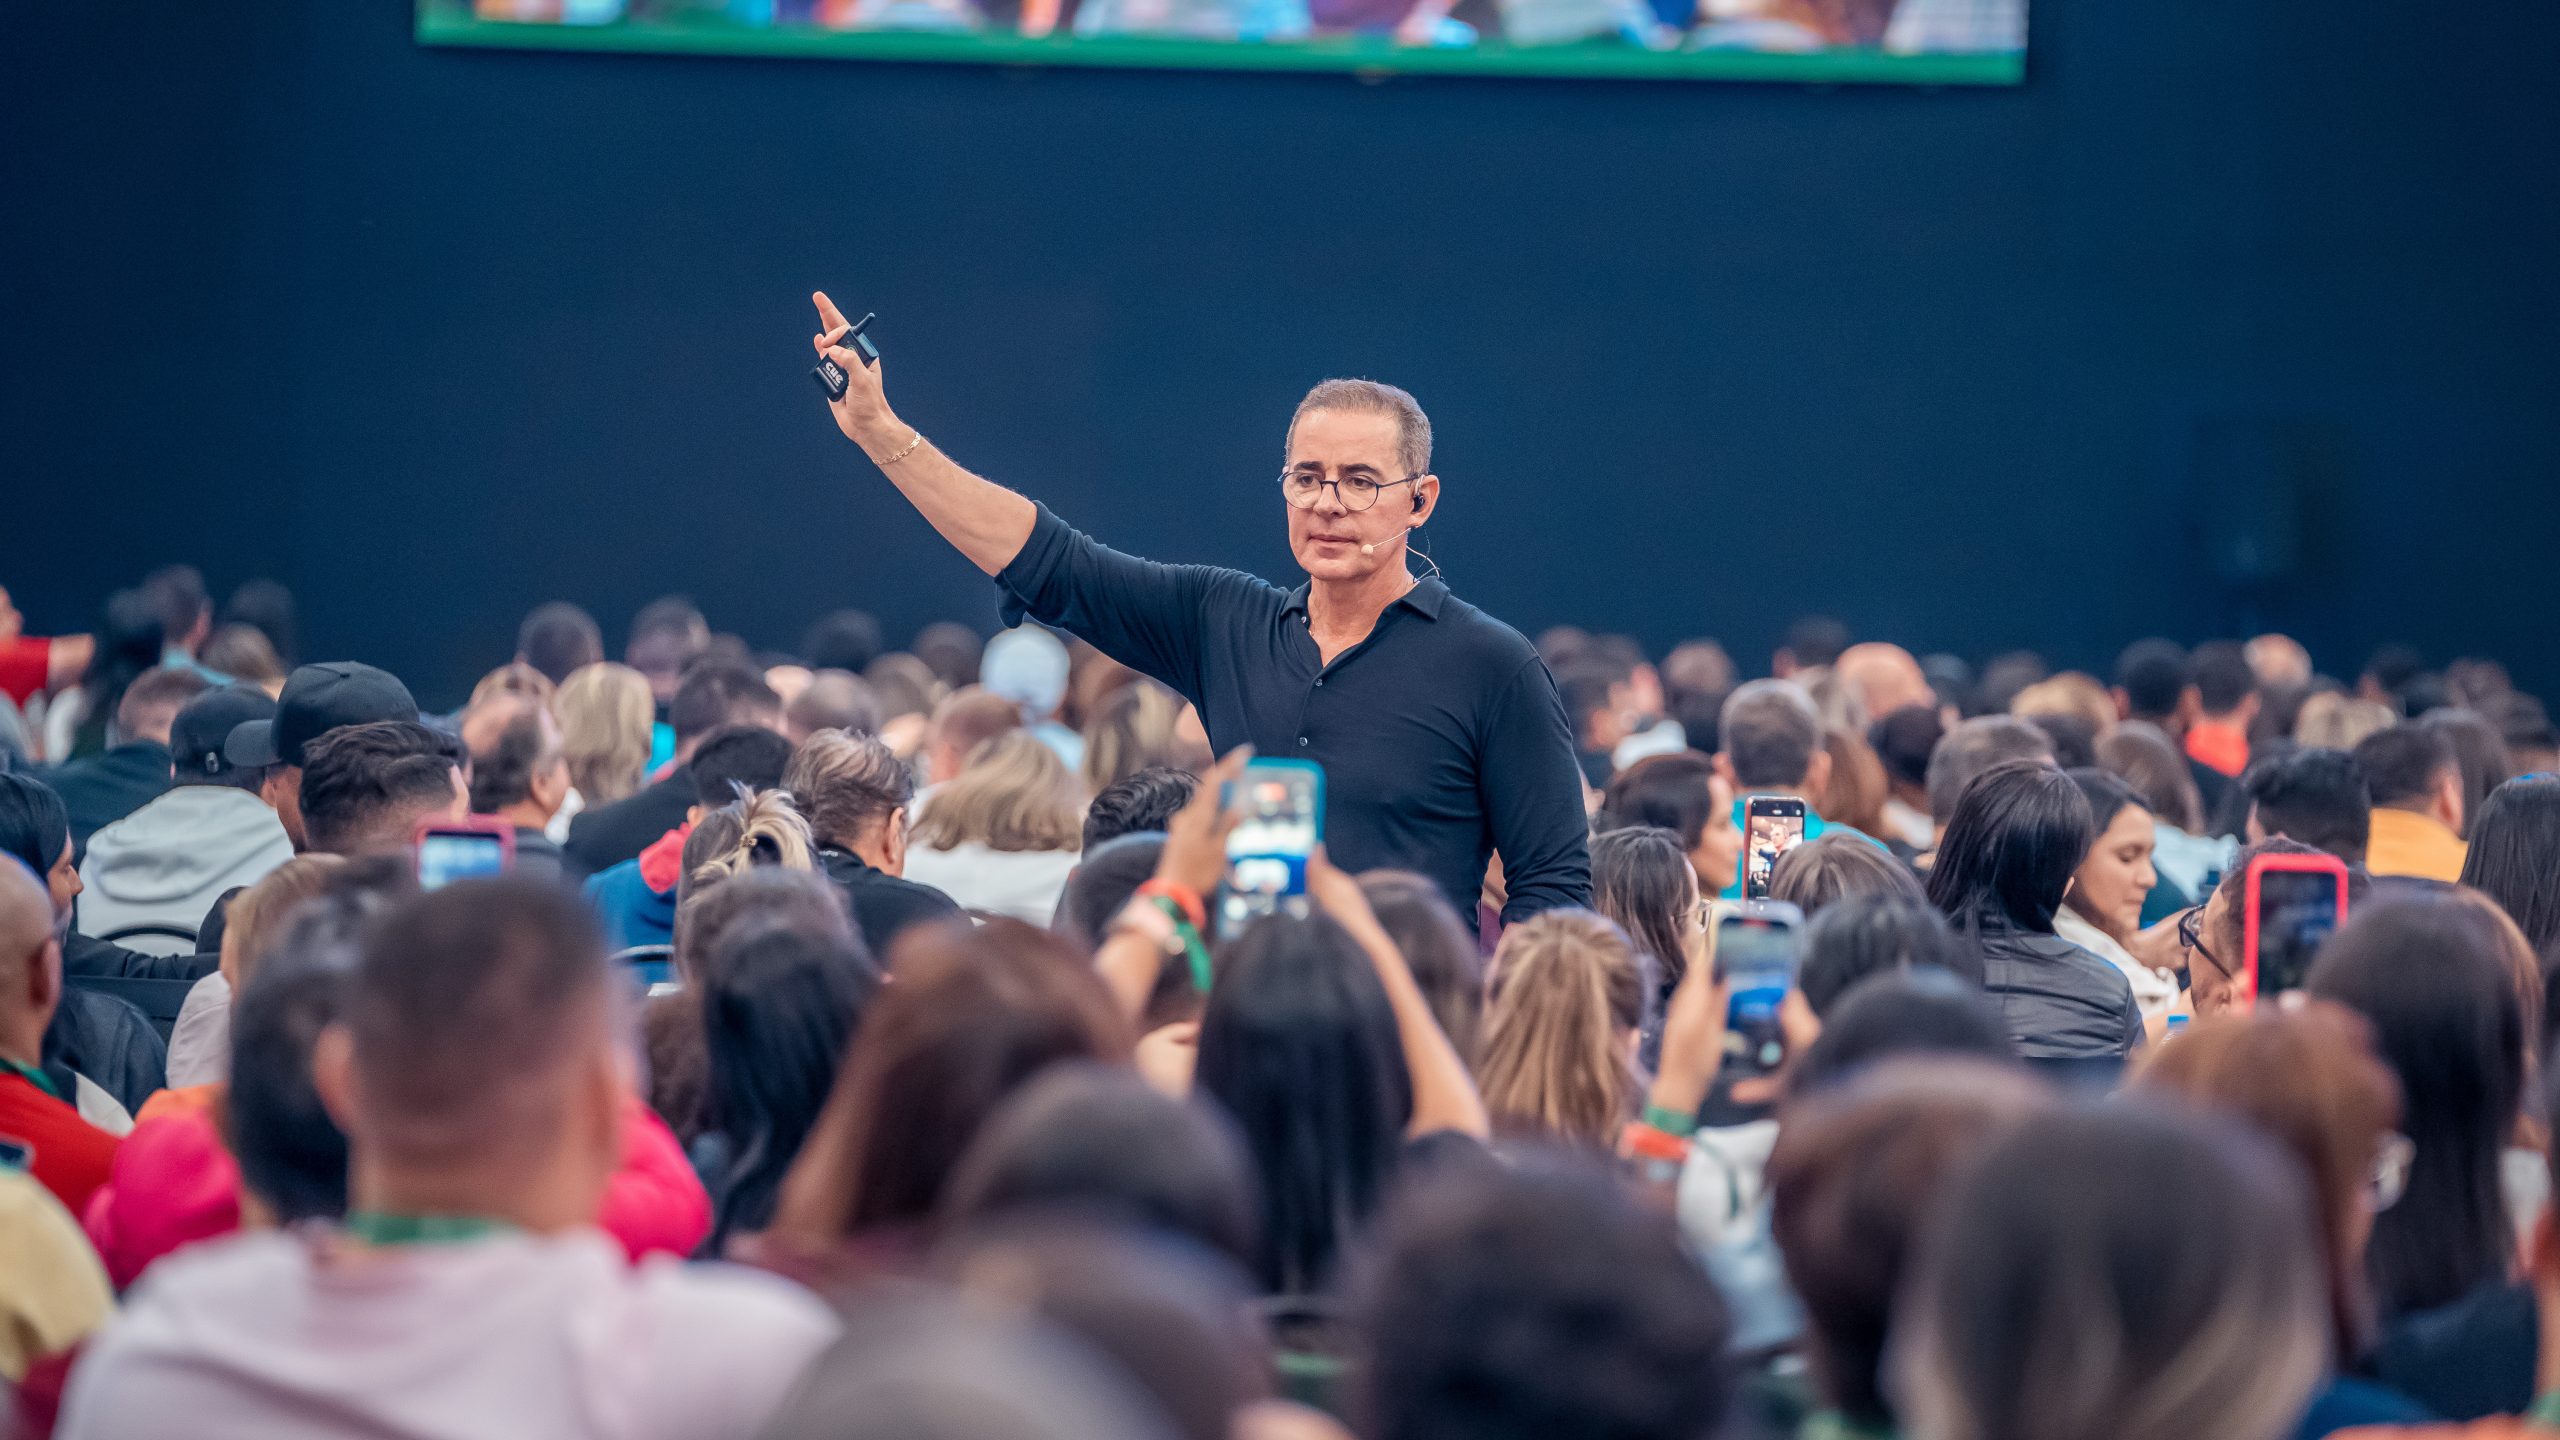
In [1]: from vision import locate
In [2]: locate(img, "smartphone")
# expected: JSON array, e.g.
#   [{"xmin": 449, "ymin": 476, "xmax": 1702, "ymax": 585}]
[
  {"xmin": 414, "ymin": 816, "xmax": 516, "ymax": 892},
  {"xmin": 2242, "ymin": 852, "xmax": 2349, "ymax": 1003},
  {"xmin": 1716, "ymin": 899, "xmax": 1804, "ymax": 1082},
  {"xmin": 1742, "ymin": 795, "xmax": 1809, "ymax": 900},
  {"xmin": 1218, "ymin": 758, "xmax": 1325, "ymax": 939}
]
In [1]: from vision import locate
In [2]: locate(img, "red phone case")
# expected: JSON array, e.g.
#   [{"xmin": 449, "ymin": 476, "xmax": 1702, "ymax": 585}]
[{"xmin": 2239, "ymin": 851, "xmax": 2349, "ymax": 1006}]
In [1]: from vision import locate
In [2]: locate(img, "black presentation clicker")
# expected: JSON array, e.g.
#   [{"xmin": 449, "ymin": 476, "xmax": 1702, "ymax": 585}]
[{"xmin": 812, "ymin": 312, "xmax": 880, "ymax": 399}]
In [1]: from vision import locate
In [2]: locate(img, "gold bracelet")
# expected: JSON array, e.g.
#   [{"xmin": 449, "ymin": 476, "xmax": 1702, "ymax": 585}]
[{"xmin": 873, "ymin": 430, "xmax": 926, "ymax": 467}]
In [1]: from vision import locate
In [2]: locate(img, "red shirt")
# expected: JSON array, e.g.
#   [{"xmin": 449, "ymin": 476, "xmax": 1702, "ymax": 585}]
[
  {"xmin": 0, "ymin": 1068, "xmax": 120, "ymax": 1216},
  {"xmin": 0, "ymin": 635, "xmax": 52, "ymax": 705}
]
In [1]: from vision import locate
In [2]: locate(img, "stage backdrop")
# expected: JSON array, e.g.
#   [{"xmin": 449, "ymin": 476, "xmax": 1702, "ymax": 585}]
[{"xmin": 2, "ymin": 0, "xmax": 2555, "ymax": 709}]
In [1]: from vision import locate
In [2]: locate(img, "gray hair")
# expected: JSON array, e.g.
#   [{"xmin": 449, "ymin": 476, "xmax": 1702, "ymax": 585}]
[
  {"xmin": 1924, "ymin": 717, "xmax": 2056, "ymax": 826},
  {"xmin": 1719, "ymin": 679, "xmax": 1823, "ymax": 790},
  {"xmin": 1288, "ymin": 378, "xmax": 1433, "ymax": 477}
]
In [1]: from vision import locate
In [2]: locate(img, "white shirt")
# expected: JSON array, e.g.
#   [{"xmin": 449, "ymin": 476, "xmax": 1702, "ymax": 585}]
[
  {"xmin": 60, "ymin": 1227, "xmax": 837, "ymax": 1440},
  {"xmin": 2054, "ymin": 907, "xmax": 2181, "ymax": 1019},
  {"xmin": 901, "ymin": 843, "xmax": 1082, "ymax": 925}
]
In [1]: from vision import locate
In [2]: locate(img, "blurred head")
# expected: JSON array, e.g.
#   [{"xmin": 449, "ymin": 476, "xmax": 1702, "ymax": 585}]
[
  {"xmin": 1359, "ymin": 870, "xmax": 1486, "ymax": 1066},
  {"xmin": 2307, "ymin": 892, "xmax": 2528, "ymax": 1318},
  {"xmin": 2188, "ymin": 641, "xmax": 2259, "ymax": 724},
  {"xmin": 1924, "ymin": 717, "xmax": 2056, "ymax": 831},
  {"xmin": 1280, "ymin": 380, "xmax": 1439, "ymax": 586},
  {"xmin": 320, "ymin": 879, "xmax": 621, "ymax": 1229},
  {"xmin": 1353, "ymin": 1153, "xmax": 1731, "ymax": 1440},
  {"xmin": 983, "ymin": 626, "xmax": 1073, "ymax": 725},
  {"xmin": 514, "ymin": 602, "xmax": 603, "ymax": 686},
  {"xmin": 1818, "ymin": 727, "xmax": 1891, "ymax": 837},
  {"xmin": 866, "ymin": 652, "xmax": 945, "ymax": 725},
  {"xmin": 698, "ymin": 896, "xmax": 878, "ymax": 1252},
  {"xmin": 1196, "ymin": 911, "xmax": 1410, "ymax": 1294},
  {"xmin": 915, "ymin": 729, "xmax": 1086, "ymax": 855},
  {"xmin": 1789, "ymin": 968, "xmax": 2011, "ymax": 1097},
  {"xmin": 772, "ymin": 919, "xmax": 1129, "ymax": 1243},
  {"xmin": 468, "ymin": 662, "xmax": 554, "ymax": 714},
  {"xmin": 2460, "ymin": 776, "xmax": 2560, "ymax": 960},
  {"xmin": 927, "ymin": 685, "xmax": 1028, "ymax": 787},
  {"xmin": 787, "ymin": 727, "xmax": 915, "ymax": 870},
  {"xmin": 1718, "ymin": 680, "xmax": 1827, "ymax": 794},
  {"xmin": 2294, "ymin": 692, "xmax": 2396, "ymax": 752},
  {"xmin": 2247, "ymin": 634, "xmax": 2314, "ymax": 690},
  {"xmin": 676, "ymin": 789, "xmax": 817, "ymax": 911},
  {"xmin": 1768, "ymin": 831, "xmax": 1924, "ymax": 921},
  {"xmin": 669, "ymin": 659, "xmax": 783, "ymax": 757},
  {"xmin": 1871, "ymin": 704, "xmax": 1945, "ymax": 797},
  {"xmin": 0, "ymin": 851, "xmax": 63, "ymax": 1062},
  {"xmin": 2361, "ymin": 645, "xmax": 2427, "ymax": 707},
  {"xmin": 2096, "ymin": 721, "xmax": 2206, "ymax": 834},
  {"xmin": 1081, "ymin": 681, "xmax": 1198, "ymax": 795},
  {"xmin": 554, "ymin": 662, "xmax": 654, "ymax": 808},
  {"xmin": 626, "ymin": 596, "xmax": 710, "ymax": 702},
  {"xmin": 2354, "ymin": 722, "xmax": 2462, "ymax": 830},
  {"xmin": 2010, "ymin": 672, "xmax": 2117, "ymax": 738},
  {"xmin": 1084, "ymin": 767, "xmax": 1197, "ymax": 851},
  {"xmin": 1599, "ymin": 751, "xmax": 1740, "ymax": 899},
  {"xmin": 1924, "ymin": 761, "xmax": 2092, "ymax": 934},
  {"xmin": 1588, "ymin": 827, "xmax": 1698, "ymax": 992},
  {"xmin": 1892, "ymin": 1105, "xmax": 2327, "ymax": 1440},
  {"xmin": 0, "ymin": 775, "xmax": 78, "ymax": 927},
  {"xmin": 2134, "ymin": 1003, "xmax": 2403, "ymax": 1359},
  {"xmin": 2062, "ymin": 769, "xmax": 2155, "ymax": 939},
  {"xmin": 1768, "ymin": 1060, "xmax": 2052, "ymax": 1430},
  {"xmin": 914, "ymin": 623, "xmax": 985, "ymax": 694},
  {"xmin": 200, "ymin": 624, "xmax": 288, "ymax": 694},
  {"xmin": 1797, "ymin": 897, "xmax": 1971, "ymax": 1021},
  {"xmin": 685, "ymin": 723, "xmax": 795, "ymax": 816},
  {"xmin": 1777, "ymin": 616, "xmax": 1850, "ymax": 677},
  {"xmin": 296, "ymin": 721, "xmax": 466, "ymax": 857},
  {"xmin": 461, "ymin": 695, "xmax": 569, "ymax": 826},
  {"xmin": 802, "ymin": 609, "xmax": 885, "ymax": 677},
  {"xmin": 2113, "ymin": 639, "xmax": 2192, "ymax": 724},
  {"xmin": 1479, "ymin": 910, "xmax": 1649, "ymax": 1147},
  {"xmin": 785, "ymin": 669, "xmax": 882, "ymax": 745},
  {"xmin": 216, "ymin": 853, "xmax": 347, "ymax": 992},
  {"xmin": 943, "ymin": 1064, "xmax": 1259, "ymax": 1270},
  {"xmin": 1835, "ymin": 643, "xmax": 1932, "ymax": 723},
  {"xmin": 2239, "ymin": 747, "xmax": 2370, "ymax": 867},
  {"xmin": 218, "ymin": 579, "xmax": 298, "ymax": 667},
  {"xmin": 142, "ymin": 563, "xmax": 212, "ymax": 654},
  {"xmin": 113, "ymin": 665, "xmax": 213, "ymax": 747},
  {"xmin": 2420, "ymin": 707, "xmax": 2515, "ymax": 840}
]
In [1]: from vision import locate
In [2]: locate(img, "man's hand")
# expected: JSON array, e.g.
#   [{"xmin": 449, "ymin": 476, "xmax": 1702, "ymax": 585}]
[
  {"xmin": 1155, "ymin": 748, "xmax": 1250, "ymax": 900},
  {"xmin": 811, "ymin": 290, "xmax": 902, "ymax": 454}
]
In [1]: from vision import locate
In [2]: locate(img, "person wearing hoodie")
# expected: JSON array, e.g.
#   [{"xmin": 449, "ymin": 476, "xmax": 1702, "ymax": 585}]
[
  {"xmin": 41, "ymin": 666, "xmax": 212, "ymax": 851},
  {"xmin": 75, "ymin": 686, "xmax": 292, "ymax": 956}
]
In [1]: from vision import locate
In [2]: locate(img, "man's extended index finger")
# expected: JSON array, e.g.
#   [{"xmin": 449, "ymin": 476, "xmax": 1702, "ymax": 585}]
[{"xmin": 812, "ymin": 291, "xmax": 849, "ymax": 332}]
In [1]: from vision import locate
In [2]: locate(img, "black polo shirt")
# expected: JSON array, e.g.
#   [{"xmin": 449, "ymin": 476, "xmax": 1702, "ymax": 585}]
[{"xmin": 998, "ymin": 504, "xmax": 1589, "ymax": 923}]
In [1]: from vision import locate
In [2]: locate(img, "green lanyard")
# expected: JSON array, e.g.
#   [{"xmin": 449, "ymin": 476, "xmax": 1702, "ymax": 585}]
[
  {"xmin": 340, "ymin": 1211, "xmax": 516, "ymax": 1247},
  {"xmin": 0, "ymin": 1056, "xmax": 64, "ymax": 1103}
]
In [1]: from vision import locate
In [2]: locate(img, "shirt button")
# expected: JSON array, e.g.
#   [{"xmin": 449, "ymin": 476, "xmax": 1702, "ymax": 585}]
[
  {"xmin": 1315, "ymin": 679, "xmax": 1324, "ymax": 687},
  {"xmin": 1298, "ymin": 737, "xmax": 1310, "ymax": 747}
]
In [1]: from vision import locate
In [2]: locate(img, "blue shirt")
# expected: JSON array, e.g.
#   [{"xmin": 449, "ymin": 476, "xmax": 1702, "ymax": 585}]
[
  {"xmin": 997, "ymin": 504, "xmax": 1589, "ymax": 924},
  {"xmin": 1719, "ymin": 802, "xmax": 1885, "ymax": 900}
]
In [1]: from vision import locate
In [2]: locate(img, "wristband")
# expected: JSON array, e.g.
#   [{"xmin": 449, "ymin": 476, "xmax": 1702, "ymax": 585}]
[
  {"xmin": 1135, "ymin": 879, "xmax": 1208, "ymax": 932},
  {"xmin": 1619, "ymin": 1120, "xmax": 1689, "ymax": 1187},
  {"xmin": 2528, "ymin": 1392, "xmax": 2560, "ymax": 1428},
  {"xmin": 1148, "ymin": 896, "xmax": 1216, "ymax": 995},
  {"xmin": 1641, "ymin": 1103, "xmax": 1699, "ymax": 1139}
]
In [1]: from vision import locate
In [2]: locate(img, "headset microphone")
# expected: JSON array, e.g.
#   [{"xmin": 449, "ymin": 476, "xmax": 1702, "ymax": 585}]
[{"xmin": 1361, "ymin": 542, "xmax": 1377, "ymax": 555}]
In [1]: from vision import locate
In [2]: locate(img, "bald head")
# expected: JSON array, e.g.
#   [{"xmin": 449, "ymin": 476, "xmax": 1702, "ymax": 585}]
[
  {"xmin": 1836, "ymin": 644, "xmax": 1932, "ymax": 723},
  {"xmin": 0, "ymin": 858, "xmax": 62, "ymax": 1058},
  {"xmin": 461, "ymin": 696, "xmax": 566, "ymax": 823},
  {"xmin": 2247, "ymin": 634, "xmax": 2313, "ymax": 690}
]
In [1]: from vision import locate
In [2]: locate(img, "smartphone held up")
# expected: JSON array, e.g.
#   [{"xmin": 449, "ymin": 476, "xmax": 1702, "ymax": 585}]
[
  {"xmin": 413, "ymin": 816, "xmax": 515, "ymax": 892},
  {"xmin": 1218, "ymin": 758, "xmax": 1326, "ymax": 940},
  {"xmin": 1742, "ymin": 794, "xmax": 1808, "ymax": 900},
  {"xmin": 2241, "ymin": 852, "xmax": 2350, "ymax": 1006}
]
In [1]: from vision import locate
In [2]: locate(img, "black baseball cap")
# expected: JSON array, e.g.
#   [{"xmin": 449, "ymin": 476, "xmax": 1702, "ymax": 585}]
[
  {"xmin": 171, "ymin": 686, "xmax": 280, "ymax": 781},
  {"xmin": 224, "ymin": 662, "xmax": 419, "ymax": 770}
]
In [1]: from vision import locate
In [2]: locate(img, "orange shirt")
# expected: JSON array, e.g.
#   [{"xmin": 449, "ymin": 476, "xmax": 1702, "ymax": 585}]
[
  {"xmin": 2185, "ymin": 718, "xmax": 2252, "ymax": 779},
  {"xmin": 2367, "ymin": 807, "xmax": 2470, "ymax": 884}
]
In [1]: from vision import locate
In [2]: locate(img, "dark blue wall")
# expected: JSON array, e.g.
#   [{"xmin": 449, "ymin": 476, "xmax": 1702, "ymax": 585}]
[{"xmin": 5, "ymin": 0, "xmax": 2555, "ymax": 706}]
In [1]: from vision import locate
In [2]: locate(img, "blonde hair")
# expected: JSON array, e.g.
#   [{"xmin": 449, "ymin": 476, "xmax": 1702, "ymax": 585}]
[
  {"xmin": 470, "ymin": 662, "xmax": 555, "ymax": 712},
  {"xmin": 914, "ymin": 730, "xmax": 1086, "ymax": 854},
  {"xmin": 680, "ymin": 788, "xmax": 817, "ymax": 899},
  {"xmin": 2010, "ymin": 672, "xmax": 2117, "ymax": 735},
  {"xmin": 784, "ymin": 728, "xmax": 912, "ymax": 848},
  {"xmin": 219, "ymin": 854, "xmax": 347, "ymax": 989},
  {"xmin": 2295, "ymin": 692, "xmax": 2396, "ymax": 751},
  {"xmin": 1081, "ymin": 679, "xmax": 1186, "ymax": 794},
  {"xmin": 1476, "ymin": 909, "xmax": 1648, "ymax": 1146},
  {"xmin": 555, "ymin": 662, "xmax": 654, "ymax": 807}
]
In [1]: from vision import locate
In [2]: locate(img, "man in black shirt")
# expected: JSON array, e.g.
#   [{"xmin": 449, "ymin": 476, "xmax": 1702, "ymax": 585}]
[{"xmin": 806, "ymin": 293, "xmax": 1588, "ymax": 923}]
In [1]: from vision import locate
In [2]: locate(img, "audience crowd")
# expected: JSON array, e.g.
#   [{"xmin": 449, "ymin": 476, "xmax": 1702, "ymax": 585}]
[{"xmin": 4, "ymin": 570, "xmax": 2560, "ymax": 1440}]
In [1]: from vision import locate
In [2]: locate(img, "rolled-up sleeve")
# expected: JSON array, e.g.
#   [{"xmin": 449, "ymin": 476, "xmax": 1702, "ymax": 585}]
[
  {"xmin": 997, "ymin": 504, "xmax": 1230, "ymax": 702},
  {"xmin": 1481, "ymin": 655, "xmax": 1593, "ymax": 923}
]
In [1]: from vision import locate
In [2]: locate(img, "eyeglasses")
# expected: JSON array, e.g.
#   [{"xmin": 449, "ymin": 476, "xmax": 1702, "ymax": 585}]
[
  {"xmin": 2176, "ymin": 905, "xmax": 2224, "ymax": 975},
  {"xmin": 1280, "ymin": 470, "xmax": 1421, "ymax": 513},
  {"xmin": 2369, "ymin": 1133, "xmax": 2415, "ymax": 1212}
]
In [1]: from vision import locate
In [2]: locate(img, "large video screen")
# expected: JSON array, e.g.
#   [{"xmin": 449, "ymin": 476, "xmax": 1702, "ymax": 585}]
[{"xmin": 418, "ymin": 0, "xmax": 2023, "ymax": 84}]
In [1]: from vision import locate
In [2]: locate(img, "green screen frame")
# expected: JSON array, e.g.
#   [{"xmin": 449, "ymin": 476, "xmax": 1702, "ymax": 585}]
[{"xmin": 417, "ymin": 2, "xmax": 2023, "ymax": 85}]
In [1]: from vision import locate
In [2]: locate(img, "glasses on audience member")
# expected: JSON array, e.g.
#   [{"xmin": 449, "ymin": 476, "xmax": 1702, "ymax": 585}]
[
  {"xmin": 2176, "ymin": 905, "xmax": 2221, "ymax": 974},
  {"xmin": 1280, "ymin": 469, "xmax": 1421, "ymax": 512},
  {"xmin": 2369, "ymin": 1133, "xmax": 2416, "ymax": 1212}
]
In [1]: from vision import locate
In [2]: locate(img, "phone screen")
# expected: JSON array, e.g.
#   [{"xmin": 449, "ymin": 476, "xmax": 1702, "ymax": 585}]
[
  {"xmin": 1743, "ymin": 801, "xmax": 1808, "ymax": 900},
  {"xmin": 1219, "ymin": 761, "xmax": 1323, "ymax": 939},
  {"xmin": 417, "ymin": 830, "xmax": 511, "ymax": 892},
  {"xmin": 2252, "ymin": 868, "xmax": 2345, "ymax": 998},
  {"xmin": 1716, "ymin": 910, "xmax": 1802, "ymax": 1081}
]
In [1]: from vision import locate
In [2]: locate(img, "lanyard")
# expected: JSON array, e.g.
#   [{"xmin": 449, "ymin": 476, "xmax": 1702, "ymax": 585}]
[
  {"xmin": 340, "ymin": 1212, "xmax": 515, "ymax": 1247},
  {"xmin": 0, "ymin": 1056, "xmax": 64, "ymax": 1103}
]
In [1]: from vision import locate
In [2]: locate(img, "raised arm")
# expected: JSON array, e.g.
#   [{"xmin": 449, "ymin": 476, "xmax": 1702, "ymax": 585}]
[{"xmin": 811, "ymin": 291, "xmax": 1033, "ymax": 576}]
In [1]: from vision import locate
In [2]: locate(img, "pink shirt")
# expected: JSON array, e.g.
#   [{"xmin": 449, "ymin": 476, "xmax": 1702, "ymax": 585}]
[{"xmin": 58, "ymin": 1227, "xmax": 837, "ymax": 1440}]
